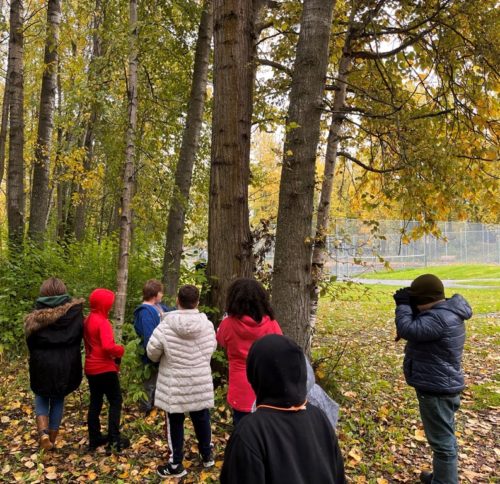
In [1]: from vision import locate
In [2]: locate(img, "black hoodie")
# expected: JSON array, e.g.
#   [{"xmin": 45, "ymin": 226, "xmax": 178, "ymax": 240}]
[{"xmin": 221, "ymin": 335, "xmax": 345, "ymax": 484}]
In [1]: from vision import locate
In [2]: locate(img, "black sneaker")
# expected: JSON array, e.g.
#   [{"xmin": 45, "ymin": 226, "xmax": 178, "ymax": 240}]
[
  {"xmin": 88, "ymin": 434, "xmax": 108, "ymax": 451},
  {"xmin": 419, "ymin": 470, "xmax": 433, "ymax": 483},
  {"xmin": 157, "ymin": 462, "xmax": 187, "ymax": 478},
  {"xmin": 106, "ymin": 436, "xmax": 130, "ymax": 455},
  {"xmin": 202, "ymin": 452, "xmax": 215, "ymax": 468}
]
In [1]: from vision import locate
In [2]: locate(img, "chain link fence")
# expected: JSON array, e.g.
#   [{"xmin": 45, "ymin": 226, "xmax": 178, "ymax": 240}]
[{"xmin": 325, "ymin": 219, "xmax": 500, "ymax": 278}]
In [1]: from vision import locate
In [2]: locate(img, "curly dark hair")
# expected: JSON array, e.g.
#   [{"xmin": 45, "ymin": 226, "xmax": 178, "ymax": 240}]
[{"xmin": 226, "ymin": 278, "xmax": 275, "ymax": 323}]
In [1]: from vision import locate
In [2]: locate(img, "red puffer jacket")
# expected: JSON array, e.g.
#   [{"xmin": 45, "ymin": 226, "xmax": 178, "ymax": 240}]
[
  {"xmin": 84, "ymin": 288, "xmax": 124, "ymax": 375},
  {"xmin": 217, "ymin": 315, "xmax": 282, "ymax": 412}
]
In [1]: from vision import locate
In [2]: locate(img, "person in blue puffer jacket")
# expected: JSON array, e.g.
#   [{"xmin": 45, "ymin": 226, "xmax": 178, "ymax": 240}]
[{"xmin": 394, "ymin": 274, "xmax": 472, "ymax": 484}]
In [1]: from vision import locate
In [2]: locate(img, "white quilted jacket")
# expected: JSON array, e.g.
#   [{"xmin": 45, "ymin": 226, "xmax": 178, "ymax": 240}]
[{"xmin": 146, "ymin": 309, "xmax": 216, "ymax": 413}]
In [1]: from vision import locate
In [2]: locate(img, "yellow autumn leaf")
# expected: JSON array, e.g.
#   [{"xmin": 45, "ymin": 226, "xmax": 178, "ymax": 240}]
[{"xmin": 414, "ymin": 429, "xmax": 427, "ymax": 442}]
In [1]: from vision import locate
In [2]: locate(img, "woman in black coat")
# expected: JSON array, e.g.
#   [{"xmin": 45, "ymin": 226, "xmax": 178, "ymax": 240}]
[{"xmin": 24, "ymin": 277, "xmax": 84, "ymax": 450}]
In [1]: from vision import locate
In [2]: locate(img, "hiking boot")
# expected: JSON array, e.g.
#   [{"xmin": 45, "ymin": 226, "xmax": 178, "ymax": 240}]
[
  {"xmin": 420, "ymin": 470, "xmax": 433, "ymax": 483},
  {"xmin": 36, "ymin": 416, "xmax": 53, "ymax": 451},
  {"xmin": 106, "ymin": 436, "xmax": 130, "ymax": 455},
  {"xmin": 88, "ymin": 434, "xmax": 109, "ymax": 451},
  {"xmin": 157, "ymin": 462, "xmax": 187, "ymax": 478},
  {"xmin": 202, "ymin": 452, "xmax": 215, "ymax": 468}
]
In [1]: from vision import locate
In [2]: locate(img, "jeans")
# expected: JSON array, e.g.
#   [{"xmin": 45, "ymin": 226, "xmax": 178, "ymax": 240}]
[
  {"xmin": 167, "ymin": 409, "xmax": 212, "ymax": 464},
  {"xmin": 141, "ymin": 366, "xmax": 158, "ymax": 413},
  {"xmin": 416, "ymin": 391, "xmax": 461, "ymax": 484},
  {"xmin": 87, "ymin": 372, "xmax": 123, "ymax": 445},
  {"xmin": 34, "ymin": 395, "xmax": 65, "ymax": 430},
  {"xmin": 232, "ymin": 408, "xmax": 250, "ymax": 426}
]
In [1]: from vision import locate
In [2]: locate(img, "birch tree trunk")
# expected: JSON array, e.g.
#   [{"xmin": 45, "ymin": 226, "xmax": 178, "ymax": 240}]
[
  {"xmin": 309, "ymin": 14, "xmax": 356, "ymax": 327},
  {"xmin": 114, "ymin": 0, "xmax": 138, "ymax": 340},
  {"xmin": 207, "ymin": 0, "xmax": 260, "ymax": 315},
  {"xmin": 28, "ymin": 0, "xmax": 62, "ymax": 243},
  {"xmin": 271, "ymin": 0, "xmax": 336, "ymax": 352},
  {"xmin": 163, "ymin": 0, "xmax": 213, "ymax": 298},
  {"xmin": 7, "ymin": 0, "xmax": 25, "ymax": 250}
]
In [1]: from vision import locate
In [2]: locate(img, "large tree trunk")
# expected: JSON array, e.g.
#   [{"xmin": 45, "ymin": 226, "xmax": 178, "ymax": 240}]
[
  {"xmin": 309, "ymin": 12, "xmax": 356, "ymax": 327},
  {"xmin": 28, "ymin": 0, "xmax": 62, "ymax": 243},
  {"xmin": 207, "ymin": 0, "xmax": 261, "ymax": 315},
  {"xmin": 271, "ymin": 0, "xmax": 336, "ymax": 352},
  {"xmin": 163, "ymin": 0, "xmax": 213, "ymax": 299},
  {"xmin": 0, "ymin": 61, "xmax": 11, "ymax": 186},
  {"xmin": 114, "ymin": 0, "xmax": 138, "ymax": 341},
  {"xmin": 7, "ymin": 0, "xmax": 25, "ymax": 250}
]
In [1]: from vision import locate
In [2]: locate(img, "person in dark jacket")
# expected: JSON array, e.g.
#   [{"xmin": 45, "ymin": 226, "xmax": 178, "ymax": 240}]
[
  {"xmin": 220, "ymin": 334, "xmax": 345, "ymax": 484},
  {"xmin": 394, "ymin": 274, "xmax": 472, "ymax": 484},
  {"xmin": 24, "ymin": 277, "xmax": 84, "ymax": 450},
  {"xmin": 133, "ymin": 279, "xmax": 172, "ymax": 414}
]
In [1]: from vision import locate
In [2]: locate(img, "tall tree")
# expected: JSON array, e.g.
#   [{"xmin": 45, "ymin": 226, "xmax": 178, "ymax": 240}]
[
  {"xmin": 271, "ymin": 0, "xmax": 336, "ymax": 351},
  {"xmin": 0, "ymin": 61, "xmax": 11, "ymax": 186},
  {"xmin": 114, "ymin": 0, "xmax": 138, "ymax": 340},
  {"xmin": 162, "ymin": 0, "xmax": 213, "ymax": 298},
  {"xmin": 207, "ymin": 0, "xmax": 262, "ymax": 314},
  {"xmin": 6, "ymin": 0, "xmax": 25, "ymax": 249},
  {"xmin": 28, "ymin": 0, "xmax": 62, "ymax": 242}
]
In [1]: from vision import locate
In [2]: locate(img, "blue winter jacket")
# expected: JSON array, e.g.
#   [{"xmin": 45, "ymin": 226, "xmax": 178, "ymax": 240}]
[{"xmin": 395, "ymin": 294, "xmax": 472, "ymax": 394}]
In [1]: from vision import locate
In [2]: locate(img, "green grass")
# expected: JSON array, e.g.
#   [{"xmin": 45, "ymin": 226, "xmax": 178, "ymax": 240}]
[
  {"xmin": 469, "ymin": 380, "xmax": 500, "ymax": 410},
  {"xmin": 360, "ymin": 264, "xmax": 500, "ymax": 280}
]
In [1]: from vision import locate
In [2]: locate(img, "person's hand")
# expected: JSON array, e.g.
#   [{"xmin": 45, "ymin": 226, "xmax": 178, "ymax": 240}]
[{"xmin": 393, "ymin": 288, "xmax": 411, "ymax": 306}]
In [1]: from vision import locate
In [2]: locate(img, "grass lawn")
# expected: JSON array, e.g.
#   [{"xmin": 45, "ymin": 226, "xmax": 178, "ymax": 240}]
[{"xmin": 360, "ymin": 264, "xmax": 500, "ymax": 281}]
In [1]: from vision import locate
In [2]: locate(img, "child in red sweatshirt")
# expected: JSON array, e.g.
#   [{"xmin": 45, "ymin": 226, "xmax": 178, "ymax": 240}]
[{"xmin": 84, "ymin": 288, "xmax": 129, "ymax": 452}]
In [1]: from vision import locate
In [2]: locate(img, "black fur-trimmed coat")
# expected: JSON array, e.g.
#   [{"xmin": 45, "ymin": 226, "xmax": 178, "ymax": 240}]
[{"xmin": 25, "ymin": 299, "xmax": 85, "ymax": 397}]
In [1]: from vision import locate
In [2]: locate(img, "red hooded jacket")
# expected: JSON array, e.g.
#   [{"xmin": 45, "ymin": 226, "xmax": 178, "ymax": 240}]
[
  {"xmin": 216, "ymin": 315, "xmax": 282, "ymax": 412},
  {"xmin": 84, "ymin": 289, "xmax": 124, "ymax": 375}
]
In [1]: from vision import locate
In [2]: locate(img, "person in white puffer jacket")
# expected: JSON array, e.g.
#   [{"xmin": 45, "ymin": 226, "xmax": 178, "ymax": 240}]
[{"xmin": 147, "ymin": 284, "xmax": 216, "ymax": 479}]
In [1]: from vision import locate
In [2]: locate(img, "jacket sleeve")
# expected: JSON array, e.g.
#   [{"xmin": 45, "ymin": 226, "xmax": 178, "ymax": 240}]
[
  {"xmin": 220, "ymin": 433, "xmax": 265, "ymax": 484},
  {"xmin": 99, "ymin": 321, "xmax": 125, "ymax": 358},
  {"xmin": 134, "ymin": 307, "xmax": 159, "ymax": 349},
  {"xmin": 216, "ymin": 319, "xmax": 228, "ymax": 348},
  {"xmin": 395, "ymin": 306, "xmax": 444, "ymax": 342},
  {"xmin": 146, "ymin": 325, "xmax": 164, "ymax": 363}
]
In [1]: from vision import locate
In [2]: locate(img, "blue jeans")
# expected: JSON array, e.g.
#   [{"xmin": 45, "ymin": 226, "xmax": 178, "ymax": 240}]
[
  {"xmin": 416, "ymin": 391, "xmax": 461, "ymax": 484},
  {"xmin": 34, "ymin": 395, "xmax": 65, "ymax": 430}
]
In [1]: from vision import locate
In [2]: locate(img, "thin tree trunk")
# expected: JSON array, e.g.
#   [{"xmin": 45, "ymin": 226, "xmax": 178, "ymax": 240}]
[
  {"xmin": 7, "ymin": 0, "xmax": 25, "ymax": 250},
  {"xmin": 271, "ymin": 0, "xmax": 336, "ymax": 352},
  {"xmin": 74, "ymin": 0, "xmax": 103, "ymax": 241},
  {"xmin": 28, "ymin": 0, "xmax": 62, "ymax": 243},
  {"xmin": 114, "ymin": 0, "xmax": 138, "ymax": 341},
  {"xmin": 162, "ymin": 0, "xmax": 213, "ymax": 299},
  {"xmin": 0, "ymin": 61, "xmax": 11, "ymax": 186},
  {"xmin": 207, "ymin": 0, "xmax": 260, "ymax": 316},
  {"xmin": 309, "ymin": 11, "xmax": 356, "ymax": 327}
]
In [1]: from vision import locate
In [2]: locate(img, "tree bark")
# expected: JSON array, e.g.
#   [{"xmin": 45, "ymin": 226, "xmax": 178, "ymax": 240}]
[
  {"xmin": 207, "ymin": 0, "xmax": 261, "ymax": 315},
  {"xmin": 0, "ymin": 60, "xmax": 11, "ymax": 186},
  {"xmin": 7, "ymin": 0, "xmax": 25, "ymax": 250},
  {"xmin": 114, "ymin": 0, "xmax": 138, "ymax": 341},
  {"xmin": 28, "ymin": 0, "xmax": 62, "ymax": 243},
  {"xmin": 309, "ymin": 11, "xmax": 356, "ymax": 328},
  {"xmin": 163, "ymin": 0, "xmax": 213, "ymax": 299},
  {"xmin": 271, "ymin": 0, "xmax": 336, "ymax": 352}
]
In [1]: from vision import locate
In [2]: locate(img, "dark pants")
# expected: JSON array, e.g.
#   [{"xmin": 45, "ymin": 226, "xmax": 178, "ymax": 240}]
[
  {"xmin": 232, "ymin": 408, "xmax": 250, "ymax": 426},
  {"xmin": 87, "ymin": 372, "xmax": 123, "ymax": 445},
  {"xmin": 416, "ymin": 391, "xmax": 461, "ymax": 484},
  {"xmin": 141, "ymin": 366, "xmax": 158, "ymax": 413},
  {"xmin": 167, "ymin": 409, "xmax": 212, "ymax": 464}
]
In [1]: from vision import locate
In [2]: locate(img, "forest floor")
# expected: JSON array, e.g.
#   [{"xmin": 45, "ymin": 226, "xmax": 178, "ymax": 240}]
[{"xmin": 0, "ymin": 284, "xmax": 498, "ymax": 483}]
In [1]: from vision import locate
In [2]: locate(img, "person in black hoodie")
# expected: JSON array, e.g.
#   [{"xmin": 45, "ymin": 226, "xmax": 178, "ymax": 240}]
[
  {"xmin": 24, "ymin": 277, "xmax": 84, "ymax": 450},
  {"xmin": 220, "ymin": 334, "xmax": 345, "ymax": 484}
]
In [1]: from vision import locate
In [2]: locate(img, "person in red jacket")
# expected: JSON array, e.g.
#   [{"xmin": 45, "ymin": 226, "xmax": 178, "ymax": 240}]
[
  {"xmin": 84, "ymin": 288, "xmax": 129, "ymax": 452},
  {"xmin": 216, "ymin": 278, "xmax": 282, "ymax": 425}
]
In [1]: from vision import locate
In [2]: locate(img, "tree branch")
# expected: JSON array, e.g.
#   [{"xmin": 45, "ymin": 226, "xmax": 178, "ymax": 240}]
[
  {"xmin": 256, "ymin": 57, "xmax": 292, "ymax": 76},
  {"xmin": 338, "ymin": 151, "xmax": 404, "ymax": 173}
]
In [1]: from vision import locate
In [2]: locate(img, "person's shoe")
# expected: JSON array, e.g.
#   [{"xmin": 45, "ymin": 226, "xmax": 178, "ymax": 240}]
[
  {"xmin": 202, "ymin": 452, "xmax": 215, "ymax": 468},
  {"xmin": 419, "ymin": 470, "xmax": 433, "ymax": 483},
  {"xmin": 157, "ymin": 462, "xmax": 187, "ymax": 478},
  {"xmin": 36, "ymin": 416, "xmax": 53, "ymax": 451},
  {"xmin": 48, "ymin": 430, "xmax": 59, "ymax": 448},
  {"xmin": 88, "ymin": 434, "xmax": 109, "ymax": 451},
  {"xmin": 106, "ymin": 436, "xmax": 130, "ymax": 455}
]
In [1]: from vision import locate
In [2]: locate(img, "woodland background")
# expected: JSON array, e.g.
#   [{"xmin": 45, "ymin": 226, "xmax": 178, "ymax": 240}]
[{"xmin": 0, "ymin": 0, "xmax": 498, "ymax": 482}]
